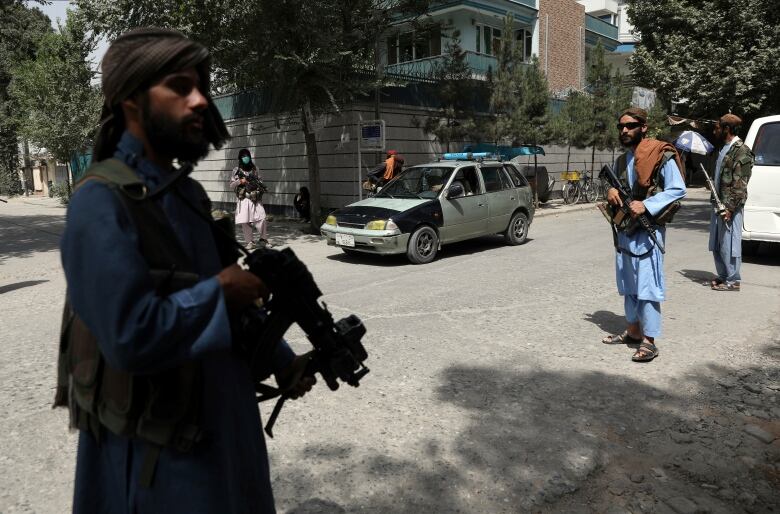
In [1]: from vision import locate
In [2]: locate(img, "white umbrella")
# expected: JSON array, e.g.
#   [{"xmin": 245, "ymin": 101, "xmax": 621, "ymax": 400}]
[{"xmin": 674, "ymin": 130, "xmax": 714, "ymax": 155}]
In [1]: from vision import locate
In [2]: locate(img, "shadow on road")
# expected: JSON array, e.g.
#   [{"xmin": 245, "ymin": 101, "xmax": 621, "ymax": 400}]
[
  {"xmin": 280, "ymin": 352, "xmax": 780, "ymax": 513},
  {"xmin": 677, "ymin": 269, "xmax": 716, "ymax": 286},
  {"xmin": 325, "ymin": 236, "xmax": 535, "ymax": 267},
  {"xmin": 582, "ymin": 310, "xmax": 626, "ymax": 335},
  {"xmin": 0, "ymin": 214, "xmax": 64, "ymax": 262},
  {"xmin": 0, "ymin": 280, "xmax": 49, "ymax": 294}
]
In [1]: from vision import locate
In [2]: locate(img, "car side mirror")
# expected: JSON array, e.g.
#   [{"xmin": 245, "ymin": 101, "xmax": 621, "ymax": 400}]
[{"xmin": 446, "ymin": 183, "xmax": 464, "ymax": 198}]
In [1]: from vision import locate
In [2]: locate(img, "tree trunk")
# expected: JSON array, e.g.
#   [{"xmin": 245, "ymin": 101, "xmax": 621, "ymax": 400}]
[
  {"xmin": 566, "ymin": 143, "xmax": 571, "ymax": 173},
  {"xmin": 302, "ymin": 103, "xmax": 322, "ymax": 233},
  {"xmin": 590, "ymin": 144, "xmax": 596, "ymax": 175}
]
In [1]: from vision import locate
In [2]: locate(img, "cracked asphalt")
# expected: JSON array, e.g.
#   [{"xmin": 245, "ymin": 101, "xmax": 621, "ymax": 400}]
[{"xmin": 1, "ymin": 189, "xmax": 778, "ymax": 513}]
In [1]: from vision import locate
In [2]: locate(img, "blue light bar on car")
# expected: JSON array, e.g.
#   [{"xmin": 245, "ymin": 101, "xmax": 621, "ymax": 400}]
[{"xmin": 442, "ymin": 152, "xmax": 493, "ymax": 160}]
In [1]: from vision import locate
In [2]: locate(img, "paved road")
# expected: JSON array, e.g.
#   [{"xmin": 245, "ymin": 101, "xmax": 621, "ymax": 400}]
[{"xmin": 1, "ymin": 190, "xmax": 778, "ymax": 513}]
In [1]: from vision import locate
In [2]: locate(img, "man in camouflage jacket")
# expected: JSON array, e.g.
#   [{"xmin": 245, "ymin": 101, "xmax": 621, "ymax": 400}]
[{"xmin": 709, "ymin": 114, "xmax": 754, "ymax": 291}]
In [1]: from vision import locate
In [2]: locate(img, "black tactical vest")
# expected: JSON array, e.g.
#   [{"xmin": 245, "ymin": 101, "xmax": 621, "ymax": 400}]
[{"xmin": 54, "ymin": 159, "xmax": 209, "ymax": 483}]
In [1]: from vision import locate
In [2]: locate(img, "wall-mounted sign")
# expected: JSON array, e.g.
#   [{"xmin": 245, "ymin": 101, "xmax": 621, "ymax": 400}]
[{"xmin": 359, "ymin": 120, "xmax": 385, "ymax": 151}]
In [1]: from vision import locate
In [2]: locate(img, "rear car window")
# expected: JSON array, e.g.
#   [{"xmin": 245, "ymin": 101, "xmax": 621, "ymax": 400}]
[
  {"xmin": 753, "ymin": 122, "xmax": 780, "ymax": 166},
  {"xmin": 503, "ymin": 164, "xmax": 529, "ymax": 187},
  {"xmin": 481, "ymin": 167, "xmax": 503, "ymax": 192}
]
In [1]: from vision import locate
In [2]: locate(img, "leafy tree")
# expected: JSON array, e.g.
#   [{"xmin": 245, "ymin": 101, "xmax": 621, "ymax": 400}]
[
  {"xmin": 584, "ymin": 41, "xmax": 630, "ymax": 172},
  {"xmin": 488, "ymin": 15, "xmax": 521, "ymax": 146},
  {"xmin": 75, "ymin": 0, "xmax": 431, "ymax": 230},
  {"xmin": 10, "ymin": 10, "xmax": 102, "ymax": 188},
  {"xmin": 413, "ymin": 30, "xmax": 476, "ymax": 152},
  {"xmin": 627, "ymin": 0, "xmax": 780, "ymax": 122},
  {"xmin": 548, "ymin": 91, "xmax": 592, "ymax": 172},
  {"xmin": 645, "ymin": 101, "xmax": 672, "ymax": 141},
  {"xmin": 514, "ymin": 56, "xmax": 550, "ymax": 146},
  {"xmin": 0, "ymin": 2, "xmax": 52, "ymax": 195}
]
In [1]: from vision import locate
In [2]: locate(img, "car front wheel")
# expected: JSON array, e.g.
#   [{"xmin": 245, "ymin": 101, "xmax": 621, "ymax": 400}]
[
  {"xmin": 504, "ymin": 211, "xmax": 529, "ymax": 245},
  {"xmin": 407, "ymin": 226, "xmax": 438, "ymax": 264}
]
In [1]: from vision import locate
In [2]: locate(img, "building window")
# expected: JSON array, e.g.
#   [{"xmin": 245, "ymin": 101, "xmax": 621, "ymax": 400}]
[
  {"xmin": 478, "ymin": 24, "xmax": 531, "ymax": 61},
  {"xmin": 515, "ymin": 28, "xmax": 532, "ymax": 62},
  {"xmin": 399, "ymin": 32, "xmax": 414, "ymax": 63},
  {"xmin": 477, "ymin": 24, "xmax": 502, "ymax": 55},
  {"xmin": 387, "ymin": 26, "xmax": 442, "ymax": 64},
  {"xmin": 387, "ymin": 37, "xmax": 398, "ymax": 65}
]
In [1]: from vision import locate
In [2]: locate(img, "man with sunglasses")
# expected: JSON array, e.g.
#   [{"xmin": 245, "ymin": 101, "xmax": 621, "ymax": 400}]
[{"xmin": 601, "ymin": 107, "xmax": 686, "ymax": 362}]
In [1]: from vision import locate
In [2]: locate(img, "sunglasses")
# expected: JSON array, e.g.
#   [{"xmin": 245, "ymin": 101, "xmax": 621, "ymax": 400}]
[{"xmin": 616, "ymin": 122, "xmax": 643, "ymax": 131}]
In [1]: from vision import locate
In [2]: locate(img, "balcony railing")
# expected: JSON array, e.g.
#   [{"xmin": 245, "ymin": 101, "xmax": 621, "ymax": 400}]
[
  {"xmin": 384, "ymin": 51, "xmax": 529, "ymax": 81},
  {"xmin": 585, "ymin": 14, "xmax": 618, "ymax": 41}
]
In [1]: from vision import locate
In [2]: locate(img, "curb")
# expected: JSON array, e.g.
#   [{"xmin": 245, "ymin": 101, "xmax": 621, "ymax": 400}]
[{"xmin": 535, "ymin": 201, "xmax": 600, "ymax": 218}]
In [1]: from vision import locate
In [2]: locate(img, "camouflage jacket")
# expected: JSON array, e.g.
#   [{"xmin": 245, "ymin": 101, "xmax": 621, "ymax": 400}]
[{"xmin": 718, "ymin": 139, "xmax": 753, "ymax": 212}]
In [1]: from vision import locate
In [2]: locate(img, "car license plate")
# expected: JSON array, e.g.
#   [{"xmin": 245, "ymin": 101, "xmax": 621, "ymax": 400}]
[{"xmin": 335, "ymin": 233, "xmax": 355, "ymax": 247}]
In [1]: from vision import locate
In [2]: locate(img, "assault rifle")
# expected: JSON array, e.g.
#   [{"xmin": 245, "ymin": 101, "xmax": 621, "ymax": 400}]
[
  {"xmin": 163, "ymin": 164, "xmax": 369, "ymax": 437},
  {"xmin": 235, "ymin": 168, "xmax": 267, "ymax": 195},
  {"xmin": 238, "ymin": 246, "xmax": 369, "ymax": 437},
  {"xmin": 599, "ymin": 164, "xmax": 665, "ymax": 254},
  {"xmin": 699, "ymin": 163, "xmax": 731, "ymax": 229}
]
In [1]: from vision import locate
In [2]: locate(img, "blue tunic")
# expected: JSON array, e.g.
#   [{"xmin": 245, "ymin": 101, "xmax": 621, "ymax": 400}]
[
  {"xmin": 61, "ymin": 132, "xmax": 293, "ymax": 514},
  {"xmin": 614, "ymin": 151, "xmax": 687, "ymax": 302}
]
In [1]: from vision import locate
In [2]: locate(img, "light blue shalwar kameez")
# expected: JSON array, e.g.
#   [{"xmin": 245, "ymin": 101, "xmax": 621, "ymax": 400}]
[
  {"xmin": 614, "ymin": 151, "xmax": 686, "ymax": 338},
  {"xmin": 708, "ymin": 137, "xmax": 742, "ymax": 284}
]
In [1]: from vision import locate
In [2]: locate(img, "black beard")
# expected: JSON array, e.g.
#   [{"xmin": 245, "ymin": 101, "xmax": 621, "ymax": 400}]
[
  {"xmin": 620, "ymin": 131, "xmax": 643, "ymax": 147},
  {"xmin": 141, "ymin": 99, "xmax": 210, "ymax": 164}
]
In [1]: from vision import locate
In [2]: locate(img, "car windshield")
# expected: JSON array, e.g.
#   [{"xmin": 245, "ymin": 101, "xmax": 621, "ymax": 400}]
[{"xmin": 377, "ymin": 166, "xmax": 455, "ymax": 199}]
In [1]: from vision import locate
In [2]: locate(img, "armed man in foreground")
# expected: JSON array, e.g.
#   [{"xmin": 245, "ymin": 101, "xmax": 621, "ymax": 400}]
[
  {"xmin": 56, "ymin": 28, "xmax": 313, "ymax": 513},
  {"xmin": 600, "ymin": 107, "xmax": 686, "ymax": 362},
  {"xmin": 708, "ymin": 114, "xmax": 753, "ymax": 291}
]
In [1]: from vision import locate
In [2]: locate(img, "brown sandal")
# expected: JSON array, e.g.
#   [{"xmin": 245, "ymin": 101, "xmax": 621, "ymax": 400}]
[
  {"xmin": 602, "ymin": 331, "xmax": 643, "ymax": 345},
  {"xmin": 632, "ymin": 341, "xmax": 659, "ymax": 362},
  {"xmin": 711, "ymin": 282, "xmax": 740, "ymax": 291}
]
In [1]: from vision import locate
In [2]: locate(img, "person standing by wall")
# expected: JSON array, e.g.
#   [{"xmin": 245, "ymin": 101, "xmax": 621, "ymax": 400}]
[
  {"xmin": 601, "ymin": 107, "xmax": 686, "ymax": 362},
  {"xmin": 230, "ymin": 148, "xmax": 270, "ymax": 248},
  {"xmin": 709, "ymin": 114, "xmax": 753, "ymax": 291}
]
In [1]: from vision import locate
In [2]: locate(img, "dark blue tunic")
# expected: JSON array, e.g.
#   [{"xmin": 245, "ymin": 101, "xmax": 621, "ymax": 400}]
[{"xmin": 61, "ymin": 132, "xmax": 292, "ymax": 513}]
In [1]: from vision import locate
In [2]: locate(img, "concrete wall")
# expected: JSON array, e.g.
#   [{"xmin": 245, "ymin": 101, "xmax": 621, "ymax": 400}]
[{"xmin": 194, "ymin": 101, "xmax": 619, "ymax": 215}]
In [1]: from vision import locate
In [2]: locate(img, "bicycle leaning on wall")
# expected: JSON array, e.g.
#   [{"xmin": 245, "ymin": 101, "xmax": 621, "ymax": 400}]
[{"xmin": 560, "ymin": 167, "xmax": 605, "ymax": 205}]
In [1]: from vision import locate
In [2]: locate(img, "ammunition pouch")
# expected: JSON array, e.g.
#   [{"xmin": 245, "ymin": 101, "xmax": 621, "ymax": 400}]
[
  {"xmin": 55, "ymin": 159, "xmax": 211, "ymax": 483},
  {"xmin": 611, "ymin": 150, "xmax": 683, "ymax": 230}
]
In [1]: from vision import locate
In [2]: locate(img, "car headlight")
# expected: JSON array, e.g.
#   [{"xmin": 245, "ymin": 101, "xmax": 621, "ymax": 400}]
[
  {"xmin": 386, "ymin": 220, "xmax": 399, "ymax": 231},
  {"xmin": 365, "ymin": 219, "xmax": 387, "ymax": 230},
  {"xmin": 325, "ymin": 215, "xmax": 337, "ymax": 226}
]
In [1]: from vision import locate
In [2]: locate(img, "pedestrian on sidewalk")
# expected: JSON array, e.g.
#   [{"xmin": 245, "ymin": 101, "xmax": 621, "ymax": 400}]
[
  {"xmin": 57, "ymin": 27, "xmax": 313, "ymax": 514},
  {"xmin": 601, "ymin": 107, "xmax": 687, "ymax": 362},
  {"xmin": 709, "ymin": 114, "xmax": 753, "ymax": 291},
  {"xmin": 230, "ymin": 148, "xmax": 271, "ymax": 248},
  {"xmin": 293, "ymin": 186, "xmax": 310, "ymax": 222}
]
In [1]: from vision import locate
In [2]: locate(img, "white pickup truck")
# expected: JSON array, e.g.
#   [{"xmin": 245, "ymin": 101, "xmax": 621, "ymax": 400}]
[{"xmin": 742, "ymin": 115, "xmax": 780, "ymax": 252}]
